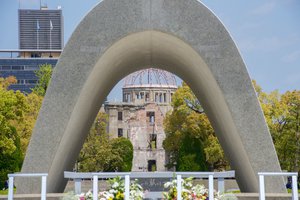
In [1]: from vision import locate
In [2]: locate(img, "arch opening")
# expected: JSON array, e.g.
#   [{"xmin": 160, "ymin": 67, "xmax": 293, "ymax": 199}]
[{"xmin": 47, "ymin": 31, "xmax": 255, "ymax": 192}]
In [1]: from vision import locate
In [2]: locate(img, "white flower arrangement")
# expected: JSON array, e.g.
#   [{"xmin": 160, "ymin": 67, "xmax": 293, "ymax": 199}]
[
  {"xmin": 163, "ymin": 177, "xmax": 237, "ymax": 200},
  {"xmin": 62, "ymin": 176, "xmax": 144, "ymax": 200},
  {"xmin": 63, "ymin": 176, "xmax": 236, "ymax": 200}
]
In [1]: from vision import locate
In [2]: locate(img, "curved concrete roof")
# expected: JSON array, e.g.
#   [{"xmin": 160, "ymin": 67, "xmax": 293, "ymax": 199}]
[{"xmin": 19, "ymin": 0, "xmax": 284, "ymax": 194}]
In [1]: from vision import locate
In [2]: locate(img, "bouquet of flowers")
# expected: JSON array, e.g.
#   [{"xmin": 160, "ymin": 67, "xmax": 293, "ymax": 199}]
[
  {"xmin": 64, "ymin": 176, "xmax": 144, "ymax": 200},
  {"xmin": 163, "ymin": 177, "xmax": 236, "ymax": 200},
  {"xmin": 163, "ymin": 177, "xmax": 194, "ymax": 199}
]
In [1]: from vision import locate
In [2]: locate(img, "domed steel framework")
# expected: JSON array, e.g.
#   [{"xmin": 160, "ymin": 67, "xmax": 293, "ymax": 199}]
[{"xmin": 123, "ymin": 68, "xmax": 177, "ymax": 87}]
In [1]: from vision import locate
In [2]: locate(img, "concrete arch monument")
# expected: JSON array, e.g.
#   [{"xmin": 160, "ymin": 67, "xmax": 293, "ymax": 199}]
[{"xmin": 19, "ymin": 0, "xmax": 285, "ymax": 193}]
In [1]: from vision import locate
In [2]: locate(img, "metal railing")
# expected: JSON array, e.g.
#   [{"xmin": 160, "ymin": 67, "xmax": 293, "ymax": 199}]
[
  {"xmin": 64, "ymin": 171, "xmax": 235, "ymax": 200},
  {"xmin": 7, "ymin": 173, "xmax": 48, "ymax": 200},
  {"xmin": 0, "ymin": 49, "xmax": 62, "ymax": 59},
  {"xmin": 5, "ymin": 171, "xmax": 299, "ymax": 199},
  {"xmin": 258, "ymin": 172, "xmax": 298, "ymax": 200}
]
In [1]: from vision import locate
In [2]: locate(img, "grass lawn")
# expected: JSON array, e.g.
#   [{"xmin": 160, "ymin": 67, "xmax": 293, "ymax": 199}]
[
  {"xmin": 0, "ymin": 188, "xmax": 16, "ymax": 195},
  {"xmin": 287, "ymin": 189, "xmax": 300, "ymax": 193}
]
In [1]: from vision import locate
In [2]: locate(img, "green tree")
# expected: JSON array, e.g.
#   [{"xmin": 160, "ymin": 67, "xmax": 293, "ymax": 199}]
[
  {"xmin": 0, "ymin": 127, "xmax": 23, "ymax": 189},
  {"xmin": 163, "ymin": 82, "xmax": 227, "ymax": 171},
  {"xmin": 12, "ymin": 64, "xmax": 51, "ymax": 156},
  {"xmin": 278, "ymin": 91, "xmax": 300, "ymax": 172},
  {"xmin": 177, "ymin": 134, "xmax": 207, "ymax": 171},
  {"xmin": 31, "ymin": 64, "xmax": 53, "ymax": 96},
  {"xmin": 110, "ymin": 137, "xmax": 133, "ymax": 171},
  {"xmin": 12, "ymin": 93, "xmax": 43, "ymax": 153},
  {"xmin": 10, "ymin": 65, "xmax": 52, "ymax": 153},
  {"xmin": 15, "ymin": 64, "xmax": 52, "ymax": 152},
  {"xmin": 78, "ymin": 112, "xmax": 110, "ymax": 171},
  {"xmin": 253, "ymin": 80, "xmax": 300, "ymax": 172},
  {"xmin": 204, "ymin": 135, "xmax": 227, "ymax": 170},
  {"xmin": 0, "ymin": 77, "xmax": 27, "ymax": 188},
  {"xmin": 78, "ymin": 112, "xmax": 133, "ymax": 172}
]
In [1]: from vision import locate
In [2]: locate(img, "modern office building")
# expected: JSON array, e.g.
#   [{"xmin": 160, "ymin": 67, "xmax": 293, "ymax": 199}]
[
  {"xmin": 19, "ymin": 7, "xmax": 63, "ymax": 50},
  {"xmin": 0, "ymin": 50, "xmax": 60, "ymax": 93},
  {"xmin": 105, "ymin": 69, "xmax": 177, "ymax": 171},
  {"xmin": 0, "ymin": 6, "xmax": 63, "ymax": 93}
]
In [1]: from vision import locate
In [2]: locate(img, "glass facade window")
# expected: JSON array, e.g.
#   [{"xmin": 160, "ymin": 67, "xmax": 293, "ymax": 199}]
[
  {"xmin": 16, "ymin": 80, "xmax": 25, "ymax": 84},
  {"xmin": 1, "ymin": 66, "xmax": 11, "ymax": 70},
  {"xmin": 30, "ymin": 53, "xmax": 41, "ymax": 58},
  {"xmin": 25, "ymin": 80, "xmax": 38, "ymax": 84},
  {"xmin": 0, "ymin": 58, "xmax": 58, "ymax": 93},
  {"xmin": 25, "ymin": 65, "xmax": 39, "ymax": 70}
]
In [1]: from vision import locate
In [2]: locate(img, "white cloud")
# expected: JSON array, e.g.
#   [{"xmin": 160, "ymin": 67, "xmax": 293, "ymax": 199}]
[
  {"xmin": 282, "ymin": 50, "xmax": 300, "ymax": 63},
  {"xmin": 251, "ymin": 2, "xmax": 276, "ymax": 15}
]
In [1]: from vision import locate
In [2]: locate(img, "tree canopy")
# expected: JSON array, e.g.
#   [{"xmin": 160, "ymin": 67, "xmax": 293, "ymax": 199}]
[
  {"xmin": 31, "ymin": 64, "xmax": 53, "ymax": 96},
  {"xmin": 78, "ymin": 112, "xmax": 133, "ymax": 172},
  {"xmin": 0, "ymin": 77, "xmax": 26, "ymax": 188},
  {"xmin": 253, "ymin": 81, "xmax": 300, "ymax": 172},
  {"xmin": 163, "ymin": 82, "xmax": 228, "ymax": 171},
  {"xmin": 164, "ymin": 81, "xmax": 300, "ymax": 173},
  {"xmin": 0, "ymin": 66, "xmax": 53, "ymax": 187}
]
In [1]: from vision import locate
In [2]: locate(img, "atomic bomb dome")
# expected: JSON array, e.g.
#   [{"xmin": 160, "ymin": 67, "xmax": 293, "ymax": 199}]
[
  {"xmin": 122, "ymin": 68, "xmax": 177, "ymax": 104},
  {"xmin": 104, "ymin": 69, "xmax": 178, "ymax": 172},
  {"xmin": 123, "ymin": 68, "xmax": 177, "ymax": 88}
]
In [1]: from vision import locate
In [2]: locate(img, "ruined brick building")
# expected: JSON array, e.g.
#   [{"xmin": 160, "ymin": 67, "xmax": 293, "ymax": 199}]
[{"xmin": 104, "ymin": 69, "xmax": 177, "ymax": 171}]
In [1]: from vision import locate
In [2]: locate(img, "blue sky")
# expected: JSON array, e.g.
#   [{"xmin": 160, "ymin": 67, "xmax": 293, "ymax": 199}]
[{"xmin": 0, "ymin": 0, "xmax": 299, "ymax": 101}]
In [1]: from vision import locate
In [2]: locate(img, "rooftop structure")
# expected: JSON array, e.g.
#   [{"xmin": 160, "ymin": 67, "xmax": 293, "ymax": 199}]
[
  {"xmin": 19, "ymin": 7, "xmax": 63, "ymax": 50},
  {"xmin": 0, "ymin": 6, "xmax": 63, "ymax": 93}
]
